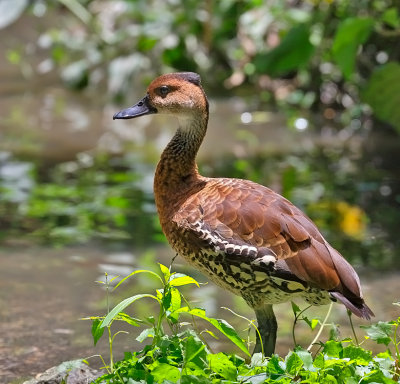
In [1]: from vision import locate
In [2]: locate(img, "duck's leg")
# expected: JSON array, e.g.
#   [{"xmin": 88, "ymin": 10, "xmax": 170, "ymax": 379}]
[{"xmin": 253, "ymin": 304, "xmax": 277, "ymax": 356}]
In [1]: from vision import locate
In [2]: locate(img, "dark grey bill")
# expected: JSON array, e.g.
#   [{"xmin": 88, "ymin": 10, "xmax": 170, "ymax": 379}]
[{"xmin": 113, "ymin": 95, "xmax": 157, "ymax": 120}]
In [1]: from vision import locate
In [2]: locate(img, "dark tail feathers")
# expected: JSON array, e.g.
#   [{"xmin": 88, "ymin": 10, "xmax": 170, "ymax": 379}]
[{"xmin": 330, "ymin": 291, "xmax": 374, "ymax": 320}]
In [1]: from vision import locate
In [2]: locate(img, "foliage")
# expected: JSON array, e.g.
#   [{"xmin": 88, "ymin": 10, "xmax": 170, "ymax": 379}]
[
  {"xmin": 0, "ymin": 152, "xmax": 162, "ymax": 246},
  {"xmin": 3, "ymin": 0, "xmax": 400, "ymax": 132},
  {"xmin": 83, "ymin": 263, "xmax": 400, "ymax": 383}
]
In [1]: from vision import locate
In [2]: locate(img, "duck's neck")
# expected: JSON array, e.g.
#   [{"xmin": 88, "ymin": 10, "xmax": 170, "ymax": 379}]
[{"xmin": 154, "ymin": 112, "xmax": 208, "ymax": 214}]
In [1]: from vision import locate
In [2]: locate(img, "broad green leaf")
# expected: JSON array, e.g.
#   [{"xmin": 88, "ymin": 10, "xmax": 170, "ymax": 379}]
[
  {"xmin": 184, "ymin": 335, "xmax": 207, "ymax": 368},
  {"xmin": 159, "ymin": 263, "xmax": 171, "ymax": 283},
  {"xmin": 332, "ymin": 17, "xmax": 374, "ymax": 79},
  {"xmin": 182, "ymin": 362, "xmax": 208, "ymax": 377},
  {"xmin": 266, "ymin": 355, "xmax": 285, "ymax": 375},
  {"xmin": 136, "ymin": 327, "xmax": 154, "ymax": 342},
  {"xmin": 342, "ymin": 345, "xmax": 372, "ymax": 365},
  {"xmin": 323, "ymin": 340, "xmax": 343, "ymax": 357},
  {"xmin": 100, "ymin": 294, "xmax": 157, "ymax": 328},
  {"xmin": 296, "ymin": 349, "xmax": 314, "ymax": 371},
  {"xmin": 115, "ymin": 312, "xmax": 141, "ymax": 327},
  {"xmin": 323, "ymin": 374, "xmax": 338, "ymax": 384},
  {"xmin": 344, "ymin": 378, "xmax": 358, "ymax": 384},
  {"xmin": 169, "ymin": 275, "xmax": 200, "ymax": 287},
  {"xmin": 362, "ymin": 369, "xmax": 397, "ymax": 384},
  {"xmin": 114, "ymin": 269, "xmax": 163, "ymax": 289},
  {"xmin": 188, "ymin": 308, "xmax": 251, "ymax": 356},
  {"xmin": 162, "ymin": 288, "xmax": 172, "ymax": 312},
  {"xmin": 181, "ymin": 375, "xmax": 210, "ymax": 384},
  {"xmin": 150, "ymin": 362, "xmax": 180, "ymax": 383},
  {"xmin": 91, "ymin": 318, "xmax": 105, "ymax": 346},
  {"xmin": 167, "ymin": 286, "xmax": 181, "ymax": 323},
  {"xmin": 238, "ymin": 372, "xmax": 267, "ymax": 384},
  {"xmin": 254, "ymin": 24, "xmax": 315, "ymax": 77},
  {"xmin": 362, "ymin": 62, "xmax": 400, "ymax": 132},
  {"xmin": 374, "ymin": 354, "xmax": 396, "ymax": 378},
  {"xmin": 360, "ymin": 321, "xmax": 394, "ymax": 346},
  {"xmin": 208, "ymin": 353, "xmax": 237, "ymax": 381},
  {"xmin": 285, "ymin": 351, "xmax": 303, "ymax": 374},
  {"xmin": 313, "ymin": 352, "xmax": 325, "ymax": 368}
]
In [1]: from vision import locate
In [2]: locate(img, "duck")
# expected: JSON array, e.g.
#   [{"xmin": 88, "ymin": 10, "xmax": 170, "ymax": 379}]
[{"xmin": 113, "ymin": 72, "xmax": 373, "ymax": 356}]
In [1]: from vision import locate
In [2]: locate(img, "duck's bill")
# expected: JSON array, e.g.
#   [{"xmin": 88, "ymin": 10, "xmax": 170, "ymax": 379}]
[{"xmin": 113, "ymin": 95, "xmax": 157, "ymax": 120}]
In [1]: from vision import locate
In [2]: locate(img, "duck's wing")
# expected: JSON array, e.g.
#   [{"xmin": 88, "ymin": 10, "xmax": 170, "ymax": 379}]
[{"xmin": 174, "ymin": 178, "xmax": 373, "ymax": 319}]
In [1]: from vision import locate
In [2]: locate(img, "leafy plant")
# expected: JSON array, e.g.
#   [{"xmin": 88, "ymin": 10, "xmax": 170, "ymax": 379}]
[
  {"xmin": 83, "ymin": 263, "xmax": 400, "ymax": 383},
  {"xmin": 4, "ymin": 0, "xmax": 400, "ymax": 132}
]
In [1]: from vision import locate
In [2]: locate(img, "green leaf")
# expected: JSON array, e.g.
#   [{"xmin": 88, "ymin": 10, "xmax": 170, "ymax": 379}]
[
  {"xmin": 159, "ymin": 263, "xmax": 171, "ymax": 283},
  {"xmin": 207, "ymin": 353, "xmax": 237, "ymax": 381},
  {"xmin": 184, "ymin": 335, "xmax": 207, "ymax": 368},
  {"xmin": 167, "ymin": 287, "xmax": 182, "ymax": 323},
  {"xmin": 91, "ymin": 318, "xmax": 105, "ymax": 346},
  {"xmin": 302, "ymin": 315, "xmax": 319, "ymax": 330},
  {"xmin": 332, "ymin": 17, "xmax": 374, "ymax": 79},
  {"xmin": 285, "ymin": 351, "xmax": 303, "ymax": 374},
  {"xmin": 182, "ymin": 362, "xmax": 208, "ymax": 378},
  {"xmin": 313, "ymin": 353, "xmax": 325, "ymax": 368},
  {"xmin": 100, "ymin": 294, "xmax": 157, "ymax": 328},
  {"xmin": 115, "ymin": 312, "xmax": 141, "ymax": 327},
  {"xmin": 150, "ymin": 362, "xmax": 180, "ymax": 383},
  {"xmin": 362, "ymin": 62, "xmax": 400, "ymax": 132},
  {"xmin": 323, "ymin": 374, "xmax": 339, "ymax": 384},
  {"xmin": 169, "ymin": 275, "xmax": 200, "ymax": 287},
  {"xmin": 362, "ymin": 369, "xmax": 397, "ymax": 384},
  {"xmin": 266, "ymin": 355, "xmax": 285, "ymax": 375},
  {"xmin": 188, "ymin": 308, "xmax": 250, "ymax": 356},
  {"xmin": 254, "ymin": 24, "xmax": 315, "ymax": 77},
  {"xmin": 382, "ymin": 8, "xmax": 400, "ymax": 28},
  {"xmin": 342, "ymin": 345, "xmax": 372, "ymax": 365},
  {"xmin": 296, "ymin": 349, "xmax": 314, "ymax": 371},
  {"xmin": 291, "ymin": 301, "xmax": 301, "ymax": 315},
  {"xmin": 114, "ymin": 269, "xmax": 163, "ymax": 289},
  {"xmin": 181, "ymin": 375, "xmax": 210, "ymax": 384},
  {"xmin": 136, "ymin": 327, "xmax": 155, "ymax": 342},
  {"xmin": 360, "ymin": 321, "xmax": 394, "ymax": 346},
  {"xmin": 323, "ymin": 340, "xmax": 343, "ymax": 357}
]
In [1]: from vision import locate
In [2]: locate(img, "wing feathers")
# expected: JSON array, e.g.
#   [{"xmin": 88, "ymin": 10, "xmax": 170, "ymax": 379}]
[{"xmin": 174, "ymin": 177, "xmax": 371, "ymax": 318}]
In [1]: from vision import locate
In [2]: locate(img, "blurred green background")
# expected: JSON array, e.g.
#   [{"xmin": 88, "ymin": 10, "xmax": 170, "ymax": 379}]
[{"xmin": 0, "ymin": 0, "xmax": 399, "ymax": 381}]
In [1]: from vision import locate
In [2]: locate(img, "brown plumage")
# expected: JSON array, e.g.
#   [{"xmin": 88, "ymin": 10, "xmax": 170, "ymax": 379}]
[{"xmin": 113, "ymin": 72, "xmax": 373, "ymax": 355}]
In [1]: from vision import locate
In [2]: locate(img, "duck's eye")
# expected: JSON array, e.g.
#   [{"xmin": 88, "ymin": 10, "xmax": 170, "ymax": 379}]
[{"xmin": 158, "ymin": 85, "xmax": 170, "ymax": 97}]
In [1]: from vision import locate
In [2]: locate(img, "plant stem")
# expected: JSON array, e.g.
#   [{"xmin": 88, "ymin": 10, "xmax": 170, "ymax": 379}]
[
  {"xmin": 393, "ymin": 322, "xmax": 400, "ymax": 361},
  {"xmin": 347, "ymin": 309, "xmax": 359, "ymax": 346},
  {"xmin": 108, "ymin": 326, "xmax": 114, "ymax": 372},
  {"xmin": 307, "ymin": 302, "xmax": 333, "ymax": 351},
  {"xmin": 292, "ymin": 305, "xmax": 312, "ymax": 348}
]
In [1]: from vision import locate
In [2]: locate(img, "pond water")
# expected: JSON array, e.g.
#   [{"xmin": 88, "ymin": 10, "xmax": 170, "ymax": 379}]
[{"xmin": 1, "ymin": 12, "xmax": 400, "ymax": 384}]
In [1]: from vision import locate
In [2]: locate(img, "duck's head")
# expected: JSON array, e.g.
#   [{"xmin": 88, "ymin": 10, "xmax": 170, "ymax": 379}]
[{"xmin": 113, "ymin": 72, "xmax": 208, "ymax": 122}]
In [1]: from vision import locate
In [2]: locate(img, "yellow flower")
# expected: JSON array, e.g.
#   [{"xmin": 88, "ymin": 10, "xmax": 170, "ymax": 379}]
[{"xmin": 336, "ymin": 201, "xmax": 367, "ymax": 239}]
